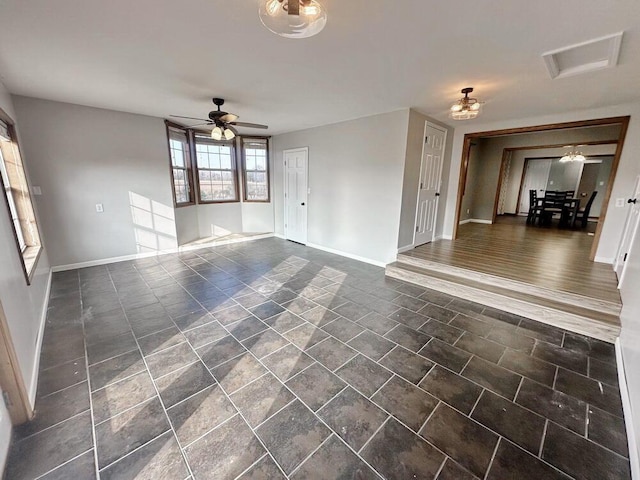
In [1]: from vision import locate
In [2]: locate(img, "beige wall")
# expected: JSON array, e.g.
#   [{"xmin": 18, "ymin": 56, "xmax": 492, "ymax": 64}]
[
  {"xmin": 397, "ymin": 110, "xmax": 453, "ymax": 248},
  {"xmin": 272, "ymin": 110, "xmax": 410, "ymax": 265}
]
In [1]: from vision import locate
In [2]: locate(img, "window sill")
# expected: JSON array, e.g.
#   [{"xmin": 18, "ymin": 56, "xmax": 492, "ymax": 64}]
[{"xmin": 21, "ymin": 245, "xmax": 42, "ymax": 285}]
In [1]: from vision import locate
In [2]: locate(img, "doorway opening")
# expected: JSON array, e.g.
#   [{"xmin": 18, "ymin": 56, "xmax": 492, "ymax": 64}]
[{"xmin": 453, "ymin": 116, "xmax": 630, "ymax": 261}]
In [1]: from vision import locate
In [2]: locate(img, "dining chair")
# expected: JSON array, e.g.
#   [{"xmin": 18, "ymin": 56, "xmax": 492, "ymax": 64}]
[
  {"xmin": 539, "ymin": 191, "xmax": 566, "ymax": 225},
  {"xmin": 573, "ymin": 191, "xmax": 598, "ymax": 228},
  {"xmin": 527, "ymin": 189, "xmax": 544, "ymax": 224}
]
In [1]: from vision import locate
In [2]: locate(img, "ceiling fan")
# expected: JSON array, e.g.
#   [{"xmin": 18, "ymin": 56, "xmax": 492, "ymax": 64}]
[{"xmin": 171, "ymin": 98, "xmax": 268, "ymax": 140}]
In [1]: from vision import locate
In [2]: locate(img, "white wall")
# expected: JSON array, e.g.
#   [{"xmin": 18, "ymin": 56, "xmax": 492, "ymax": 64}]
[
  {"xmin": 272, "ymin": 110, "xmax": 410, "ymax": 265},
  {"xmin": 443, "ymin": 104, "xmax": 639, "ymax": 262},
  {"xmin": 397, "ymin": 110, "xmax": 453, "ymax": 248},
  {"xmin": 13, "ymin": 96, "xmax": 178, "ymax": 266},
  {"xmin": 0, "ymin": 83, "xmax": 51, "ymax": 414},
  {"xmin": 174, "ymin": 206, "xmax": 200, "ymax": 244}
]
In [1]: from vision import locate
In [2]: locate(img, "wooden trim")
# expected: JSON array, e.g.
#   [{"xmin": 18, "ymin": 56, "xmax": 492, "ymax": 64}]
[
  {"xmin": 241, "ymin": 136, "xmax": 271, "ymax": 203},
  {"xmin": 515, "ymin": 158, "xmax": 530, "ymax": 215},
  {"xmin": 0, "ymin": 299, "xmax": 33, "ymax": 424},
  {"xmin": 0, "ymin": 121, "xmax": 43, "ymax": 285},
  {"xmin": 165, "ymin": 120, "xmax": 195, "ymax": 208},
  {"xmin": 590, "ymin": 116, "xmax": 630, "ymax": 260},
  {"xmin": 452, "ymin": 136, "xmax": 473, "ymax": 240},
  {"xmin": 492, "ymin": 149, "xmax": 510, "ymax": 223},
  {"xmin": 464, "ymin": 116, "xmax": 631, "ymax": 139},
  {"xmin": 453, "ymin": 116, "xmax": 631, "ymax": 243}
]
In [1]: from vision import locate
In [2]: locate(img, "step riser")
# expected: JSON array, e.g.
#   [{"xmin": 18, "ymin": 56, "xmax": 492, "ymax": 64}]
[
  {"xmin": 386, "ymin": 265, "xmax": 619, "ymax": 343},
  {"xmin": 397, "ymin": 254, "xmax": 621, "ymax": 317}
]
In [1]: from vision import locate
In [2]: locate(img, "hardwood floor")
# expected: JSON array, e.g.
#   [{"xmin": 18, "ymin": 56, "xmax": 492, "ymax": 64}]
[{"xmin": 404, "ymin": 216, "xmax": 621, "ymax": 305}]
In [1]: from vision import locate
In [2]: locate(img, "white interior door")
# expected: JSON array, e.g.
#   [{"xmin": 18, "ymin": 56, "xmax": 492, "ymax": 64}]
[
  {"xmin": 284, "ymin": 148, "xmax": 308, "ymax": 244},
  {"xmin": 519, "ymin": 159, "xmax": 552, "ymax": 214},
  {"xmin": 414, "ymin": 123, "xmax": 446, "ymax": 247},
  {"xmin": 615, "ymin": 175, "xmax": 640, "ymax": 285}
]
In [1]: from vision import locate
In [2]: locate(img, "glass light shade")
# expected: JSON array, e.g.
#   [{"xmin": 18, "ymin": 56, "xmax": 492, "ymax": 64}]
[
  {"xmin": 559, "ymin": 150, "xmax": 585, "ymax": 163},
  {"xmin": 223, "ymin": 128, "xmax": 236, "ymax": 140},
  {"xmin": 211, "ymin": 127, "xmax": 223, "ymax": 140},
  {"xmin": 259, "ymin": 0, "xmax": 327, "ymax": 39}
]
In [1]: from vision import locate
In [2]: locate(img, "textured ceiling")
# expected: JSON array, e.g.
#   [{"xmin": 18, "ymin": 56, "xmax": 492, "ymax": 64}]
[{"xmin": 0, "ymin": 0, "xmax": 638, "ymax": 135}]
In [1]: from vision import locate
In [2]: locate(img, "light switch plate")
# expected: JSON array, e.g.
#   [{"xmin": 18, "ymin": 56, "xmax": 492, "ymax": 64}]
[
  {"xmin": 32, "ymin": 186, "xmax": 42, "ymax": 195},
  {"xmin": 96, "ymin": 203, "xmax": 104, "ymax": 213},
  {"xmin": 616, "ymin": 198, "xmax": 625, "ymax": 208}
]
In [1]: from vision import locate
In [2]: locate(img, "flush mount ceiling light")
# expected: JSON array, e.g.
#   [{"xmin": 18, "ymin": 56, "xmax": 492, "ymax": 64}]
[
  {"xmin": 560, "ymin": 146, "xmax": 586, "ymax": 163},
  {"xmin": 259, "ymin": 0, "xmax": 327, "ymax": 39},
  {"xmin": 450, "ymin": 87, "xmax": 483, "ymax": 120}
]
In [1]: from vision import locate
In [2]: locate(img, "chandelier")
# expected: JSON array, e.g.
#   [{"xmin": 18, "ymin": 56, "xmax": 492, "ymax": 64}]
[
  {"xmin": 560, "ymin": 147, "xmax": 586, "ymax": 163},
  {"xmin": 450, "ymin": 87, "xmax": 483, "ymax": 120},
  {"xmin": 259, "ymin": 0, "xmax": 327, "ymax": 39}
]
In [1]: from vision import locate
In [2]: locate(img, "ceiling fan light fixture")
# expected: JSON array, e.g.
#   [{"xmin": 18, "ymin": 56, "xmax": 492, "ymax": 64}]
[
  {"xmin": 259, "ymin": 0, "xmax": 327, "ymax": 39},
  {"xmin": 450, "ymin": 87, "xmax": 483, "ymax": 120},
  {"xmin": 211, "ymin": 126, "xmax": 223, "ymax": 141},
  {"xmin": 223, "ymin": 128, "xmax": 236, "ymax": 140}
]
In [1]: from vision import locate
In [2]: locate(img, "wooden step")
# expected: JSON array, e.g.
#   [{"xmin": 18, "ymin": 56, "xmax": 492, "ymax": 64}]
[
  {"xmin": 385, "ymin": 261, "xmax": 620, "ymax": 343},
  {"xmin": 397, "ymin": 253, "xmax": 621, "ymax": 317}
]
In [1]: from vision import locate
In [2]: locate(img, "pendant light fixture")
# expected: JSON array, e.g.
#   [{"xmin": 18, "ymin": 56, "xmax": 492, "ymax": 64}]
[
  {"xmin": 259, "ymin": 0, "xmax": 327, "ymax": 39},
  {"xmin": 211, "ymin": 126, "xmax": 235, "ymax": 141},
  {"xmin": 450, "ymin": 87, "xmax": 483, "ymax": 120},
  {"xmin": 559, "ymin": 147, "xmax": 586, "ymax": 163}
]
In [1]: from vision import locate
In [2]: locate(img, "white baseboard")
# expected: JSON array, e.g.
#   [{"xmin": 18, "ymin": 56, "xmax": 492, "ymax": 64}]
[
  {"xmin": 305, "ymin": 242, "xmax": 387, "ymax": 268},
  {"xmin": 441, "ymin": 234, "xmax": 453, "ymax": 240},
  {"xmin": 51, "ymin": 234, "xmax": 275, "ymax": 272},
  {"xmin": 29, "ymin": 268, "xmax": 52, "ymax": 407},
  {"xmin": 274, "ymin": 233, "xmax": 286, "ymax": 240},
  {"xmin": 459, "ymin": 218, "xmax": 493, "ymax": 225},
  {"xmin": 616, "ymin": 338, "xmax": 640, "ymax": 479},
  {"xmin": 397, "ymin": 245, "xmax": 414, "ymax": 254},
  {"xmin": 595, "ymin": 256, "xmax": 614, "ymax": 265}
]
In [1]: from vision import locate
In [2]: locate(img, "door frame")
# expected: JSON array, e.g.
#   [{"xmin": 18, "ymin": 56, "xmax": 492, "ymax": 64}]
[
  {"xmin": 453, "ymin": 116, "xmax": 630, "ymax": 260},
  {"xmin": 283, "ymin": 147, "xmax": 309, "ymax": 244},
  {"xmin": 0, "ymin": 299, "xmax": 32, "ymax": 425},
  {"xmin": 412, "ymin": 121, "xmax": 447, "ymax": 247},
  {"xmin": 615, "ymin": 175, "xmax": 640, "ymax": 286}
]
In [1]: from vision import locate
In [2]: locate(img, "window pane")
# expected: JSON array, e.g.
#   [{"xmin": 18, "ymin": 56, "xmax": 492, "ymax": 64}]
[
  {"xmin": 220, "ymin": 154, "xmax": 232, "ymax": 170},
  {"xmin": 246, "ymin": 155, "xmax": 256, "ymax": 171},
  {"xmin": 196, "ymin": 152, "xmax": 209, "ymax": 169},
  {"xmin": 200, "ymin": 183, "xmax": 213, "ymax": 201},
  {"xmin": 256, "ymin": 156, "xmax": 266, "ymax": 171}
]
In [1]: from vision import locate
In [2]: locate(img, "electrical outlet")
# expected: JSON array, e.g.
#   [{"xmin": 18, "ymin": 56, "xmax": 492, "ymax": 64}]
[
  {"xmin": 466, "ymin": 209, "xmax": 470, "ymax": 214},
  {"xmin": 96, "ymin": 203, "xmax": 104, "ymax": 213}
]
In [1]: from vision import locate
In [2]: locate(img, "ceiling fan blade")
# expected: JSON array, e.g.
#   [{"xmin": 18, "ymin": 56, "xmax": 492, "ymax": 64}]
[
  {"xmin": 219, "ymin": 113, "xmax": 239, "ymax": 123},
  {"xmin": 170, "ymin": 115, "xmax": 210, "ymax": 121},
  {"xmin": 229, "ymin": 122, "xmax": 269, "ymax": 129},
  {"xmin": 187, "ymin": 123, "xmax": 213, "ymax": 128}
]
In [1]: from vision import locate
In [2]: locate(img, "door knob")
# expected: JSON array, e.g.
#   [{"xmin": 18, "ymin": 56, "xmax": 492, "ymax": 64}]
[
  {"xmin": 628, "ymin": 199, "xmax": 637, "ymax": 204},
  {"xmin": 435, "ymin": 192, "xmax": 440, "ymax": 197},
  {"xmin": 301, "ymin": 202, "xmax": 305, "ymax": 206}
]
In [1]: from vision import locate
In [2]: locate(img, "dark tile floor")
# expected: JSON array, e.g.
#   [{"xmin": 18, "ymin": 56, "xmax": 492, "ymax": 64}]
[{"xmin": 5, "ymin": 238, "xmax": 630, "ymax": 479}]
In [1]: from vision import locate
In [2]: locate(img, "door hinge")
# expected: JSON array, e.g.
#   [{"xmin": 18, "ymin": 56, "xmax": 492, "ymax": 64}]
[
  {"xmin": 3, "ymin": 391, "xmax": 11, "ymax": 408},
  {"xmin": 624, "ymin": 253, "xmax": 628, "ymax": 262},
  {"xmin": 420, "ymin": 182, "xmax": 423, "ymax": 189},
  {"xmin": 416, "ymin": 225, "xmax": 419, "ymax": 232}
]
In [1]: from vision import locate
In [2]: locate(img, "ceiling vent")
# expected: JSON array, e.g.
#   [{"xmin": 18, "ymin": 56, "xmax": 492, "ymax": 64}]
[{"xmin": 542, "ymin": 32, "xmax": 623, "ymax": 79}]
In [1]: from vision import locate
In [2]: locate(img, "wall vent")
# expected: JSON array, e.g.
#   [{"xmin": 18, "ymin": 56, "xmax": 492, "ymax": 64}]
[{"xmin": 542, "ymin": 32, "xmax": 623, "ymax": 79}]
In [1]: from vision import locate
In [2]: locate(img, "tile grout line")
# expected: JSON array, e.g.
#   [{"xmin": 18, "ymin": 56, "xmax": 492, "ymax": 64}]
[
  {"xmin": 77, "ymin": 270, "xmax": 102, "ymax": 480},
  {"xmin": 538, "ymin": 419, "xmax": 549, "ymax": 457},
  {"xmin": 483, "ymin": 437, "xmax": 502, "ymax": 480},
  {"xmin": 33, "ymin": 448, "xmax": 95, "ymax": 479},
  {"xmin": 104, "ymin": 267, "xmax": 197, "ymax": 480}
]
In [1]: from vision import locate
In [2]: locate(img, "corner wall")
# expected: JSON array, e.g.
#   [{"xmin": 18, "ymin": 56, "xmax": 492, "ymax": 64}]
[
  {"xmin": 272, "ymin": 109, "xmax": 410, "ymax": 266},
  {"xmin": 397, "ymin": 110, "xmax": 453, "ymax": 248}
]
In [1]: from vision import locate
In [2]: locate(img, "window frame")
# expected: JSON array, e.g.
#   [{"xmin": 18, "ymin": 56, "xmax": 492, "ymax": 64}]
[
  {"xmin": 193, "ymin": 133, "xmax": 241, "ymax": 204},
  {"xmin": 0, "ymin": 116, "xmax": 43, "ymax": 285},
  {"xmin": 241, "ymin": 136, "xmax": 271, "ymax": 203},
  {"xmin": 165, "ymin": 121, "xmax": 196, "ymax": 208}
]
